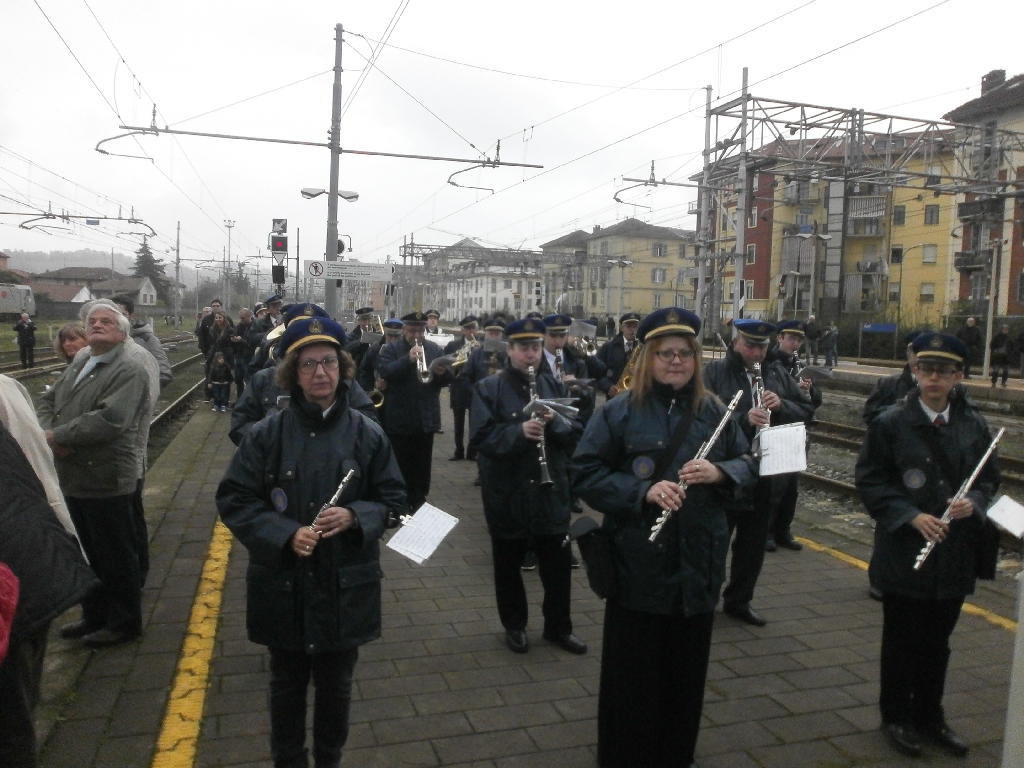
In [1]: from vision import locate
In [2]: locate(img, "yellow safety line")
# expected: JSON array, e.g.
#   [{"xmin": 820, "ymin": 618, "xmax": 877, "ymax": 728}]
[
  {"xmin": 795, "ymin": 536, "xmax": 1018, "ymax": 633},
  {"xmin": 151, "ymin": 521, "xmax": 233, "ymax": 768}
]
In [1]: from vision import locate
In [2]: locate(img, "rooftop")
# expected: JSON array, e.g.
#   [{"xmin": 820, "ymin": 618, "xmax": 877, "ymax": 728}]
[{"xmin": 945, "ymin": 71, "xmax": 1024, "ymax": 123}]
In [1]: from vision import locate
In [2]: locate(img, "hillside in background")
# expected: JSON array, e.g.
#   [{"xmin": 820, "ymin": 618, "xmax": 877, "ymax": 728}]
[{"xmin": 1, "ymin": 248, "xmax": 197, "ymax": 285}]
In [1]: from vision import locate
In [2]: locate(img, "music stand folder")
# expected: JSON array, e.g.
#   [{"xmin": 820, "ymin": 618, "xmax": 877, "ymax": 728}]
[
  {"xmin": 757, "ymin": 423, "xmax": 808, "ymax": 476},
  {"xmin": 386, "ymin": 503, "xmax": 459, "ymax": 564}
]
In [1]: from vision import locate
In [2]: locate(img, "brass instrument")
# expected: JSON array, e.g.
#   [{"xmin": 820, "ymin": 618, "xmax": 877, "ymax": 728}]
[
  {"xmin": 452, "ymin": 337, "xmax": 479, "ymax": 369},
  {"xmin": 570, "ymin": 337, "xmax": 598, "ymax": 356},
  {"xmin": 415, "ymin": 338, "xmax": 434, "ymax": 384},
  {"xmin": 368, "ymin": 385, "xmax": 384, "ymax": 408},
  {"xmin": 375, "ymin": 314, "xmax": 386, "ymax": 335},
  {"xmin": 527, "ymin": 365, "xmax": 554, "ymax": 488},
  {"xmin": 310, "ymin": 469, "xmax": 356, "ymax": 531},
  {"xmin": 649, "ymin": 391, "xmax": 743, "ymax": 542},
  {"xmin": 615, "ymin": 344, "xmax": 642, "ymax": 392},
  {"xmin": 913, "ymin": 427, "xmax": 1005, "ymax": 571}
]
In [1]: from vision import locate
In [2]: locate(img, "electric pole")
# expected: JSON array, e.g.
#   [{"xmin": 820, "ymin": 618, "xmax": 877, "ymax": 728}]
[
  {"xmin": 697, "ymin": 84, "xmax": 712, "ymax": 338},
  {"xmin": 224, "ymin": 219, "xmax": 235, "ymax": 311},
  {"xmin": 174, "ymin": 221, "xmax": 181, "ymax": 329},
  {"xmin": 732, "ymin": 67, "xmax": 748, "ymax": 323},
  {"xmin": 324, "ymin": 23, "xmax": 344, "ymax": 319},
  {"xmin": 295, "ymin": 227, "xmax": 301, "ymax": 300}
]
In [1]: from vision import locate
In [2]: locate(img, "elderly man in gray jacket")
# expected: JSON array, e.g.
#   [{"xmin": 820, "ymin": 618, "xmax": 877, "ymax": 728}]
[{"xmin": 37, "ymin": 302, "xmax": 151, "ymax": 647}]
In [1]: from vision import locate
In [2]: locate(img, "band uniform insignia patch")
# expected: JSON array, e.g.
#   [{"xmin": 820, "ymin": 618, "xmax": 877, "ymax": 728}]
[
  {"xmin": 757, "ymin": 324, "xmax": 767, "ymax": 334},
  {"xmin": 270, "ymin": 487, "xmax": 288, "ymax": 513},
  {"xmin": 902, "ymin": 468, "xmax": 926, "ymax": 490},
  {"xmin": 666, "ymin": 309, "xmax": 679, "ymax": 323},
  {"xmin": 930, "ymin": 336, "xmax": 943, "ymax": 348},
  {"xmin": 303, "ymin": 305, "xmax": 314, "ymax": 316},
  {"xmin": 309, "ymin": 319, "xmax": 322, "ymax": 334},
  {"xmin": 525, "ymin": 320, "xmax": 535, "ymax": 331},
  {"xmin": 632, "ymin": 456, "xmax": 656, "ymax": 479}
]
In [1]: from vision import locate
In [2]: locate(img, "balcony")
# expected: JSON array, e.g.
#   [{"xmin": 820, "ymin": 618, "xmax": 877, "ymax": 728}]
[
  {"xmin": 846, "ymin": 218, "xmax": 885, "ymax": 238},
  {"xmin": 957, "ymin": 198, "xmax": 1003, "ymax": 222},
  {"xmin": 688, "ymin": 200, "xmax": 700, "ymax": 215},
  {"xmin": 953, "ymin": 250, "xmax": 992, "ymax": 272}
]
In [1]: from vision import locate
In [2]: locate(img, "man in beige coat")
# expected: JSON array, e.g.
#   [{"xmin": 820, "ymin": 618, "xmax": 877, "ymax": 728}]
[{"xmin": 37, "ymin": 303, "xmax": 151, "ymax": 647}]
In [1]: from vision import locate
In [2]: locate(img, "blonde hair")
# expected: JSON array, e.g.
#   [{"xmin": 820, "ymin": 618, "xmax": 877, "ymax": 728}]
[{"xmin": 626, "ymin": 335, "xmax": 708, "ymax": 413}]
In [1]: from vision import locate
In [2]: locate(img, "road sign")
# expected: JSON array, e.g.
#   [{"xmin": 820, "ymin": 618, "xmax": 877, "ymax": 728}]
[
  {"xmin": 272, "ymin": 219, "xmax": 287, "ymax": 234},
  {"xmin": 304, "ymin": 260, "xmax": 396, "ymax": 282}
]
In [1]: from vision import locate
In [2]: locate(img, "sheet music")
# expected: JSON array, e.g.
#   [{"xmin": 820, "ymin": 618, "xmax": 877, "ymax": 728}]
[
  {"xmin": 386, "ymin": 503, "xmax": 459, "ymax": 564},
  {"xmin": 757, "ymin": 423, "xmax": 808, "ymax": 476},
  {"xmin": 987, "ymin": 495, "xmax": 1024, "ymax": 539}
]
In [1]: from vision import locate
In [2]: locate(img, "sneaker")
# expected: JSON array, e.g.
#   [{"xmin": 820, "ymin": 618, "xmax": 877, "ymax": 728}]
[
  {"xmin": 521, "ymin": 550, "xmax": 537, "ymax": 571},
  {"xmin": 211, "ymin": 405, "xmax": 218, "ymax": 412},
  {"xmin": 220, "ymin": 406, "xmax": 227, "ymax": 412}
]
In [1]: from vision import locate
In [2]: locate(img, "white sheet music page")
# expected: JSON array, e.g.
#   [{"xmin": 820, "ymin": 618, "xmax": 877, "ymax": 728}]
[
  {"xmin": 987, "ymin": 495, "xmax": 1024, "ymax": 539},
  {"xmin": 386, "ymin": 503, "xmax": 459, "ymax": 564},
  {"xmin": 757, "ymin": 423, "xmax": 808, "ymax": 477}
]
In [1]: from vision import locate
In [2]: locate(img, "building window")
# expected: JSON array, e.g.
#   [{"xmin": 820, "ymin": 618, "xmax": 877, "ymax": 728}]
[
  {"xmin": 490, "ymin": 296, "xmax": 496, "ymax": 309},
  {"xmin": 796, "ymin": 207, "xmax": 812, "ymax": 228},
  {"xmin": 516, "ymin": 280, "xmax": 522, "ymax": 294},
  {"xmin": 919, "ymin": 283, "xmax": 935, "ymax": 303},
  {"xmin": 514, "ymin": 298, "xmax": 522, "ymax": 310},
  {"xmin": 503, "ymin": 279, "xmax": 512, "ymax": 290},
  {"xmin": 890, "ymin": 247, "xmax": 904, "ymax": 264},
  {"xmin": 490, "ymin": 278, "xmax": 496, "ymax": 293},
  {"xmin": 503, "ymin": 297, "xmax": 509, "ymax": 310},
  {"xmin": 591, "ymin": 291, "xmax": 597, "ymax": 306},
  {"xmin": 678, "ymin": 243, "xmax": 688, "ymax": 259},
  {"xmin": 721, "ymin": 212, "xmax": 729, "ymax": 232},
  {"xmin": 652, "ymin": 243, "xmax": 666, "ymax": 257},
  {"xmin": 893, "ymin": 205, "xmax": 906, "ymax": 226},
  {"xmin": 889, "ymin": 284, "xmax": 901, "ymax": 302},
  {"xmin": 922, "ymin": 244, "xmax": 938, "ymax": 264},
  {"xmin": 746, "ymin": 244, "xmax": 756, "ymax": 265},
  {"xmin": 651, "ymin": 268, "xmax": 666, "ymax": 284},
  {"xmin": 600, "ymin": 241, "xmax": 609, "ymax": 256},
  {"xmin": 924, "ymin": 205, "xmax": 940, "ymax": 226},
  {"xmin": 652, "ymin": 292, "xmax": 663, "ymax": 308},
  {"xmin": 748, "ymin": 206, "xmax": 757, "ymax": 228}
]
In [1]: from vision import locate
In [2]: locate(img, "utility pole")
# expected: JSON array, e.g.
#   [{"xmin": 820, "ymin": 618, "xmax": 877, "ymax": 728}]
[
  {"xmin": 174, "ymin": 221, "xmax": 181, "ymax": 328},
  {"xmin": 224, "ymin": 219, "xmax": 235, "ymax": 311},
  {"xmin": 732, "ymin": 67, "xmax": 749, "ymax": 322},
  {"xmin": 981, "ymin": 231, "xmax": 1000, "ymax": 379},
  {"xmin": 295, "ymin": 227, "xmax": 301, "ymax": 300},
  {"xmin": 697, "ymin": 84, "xmax": 712, "ymax": 338},
  {"xmin": 324, "ymin": 23, "xmax": 344, "ymax": 319}
]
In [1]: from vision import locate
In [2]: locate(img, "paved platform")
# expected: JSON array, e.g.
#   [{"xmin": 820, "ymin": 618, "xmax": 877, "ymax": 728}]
[{"xmin": 36, "ymin": 399, "xmax": 1018, "ymax": 767}]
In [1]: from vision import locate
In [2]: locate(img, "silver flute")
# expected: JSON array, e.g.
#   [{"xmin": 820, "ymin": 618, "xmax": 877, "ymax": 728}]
[
  {"xmin": 310, "ymin": 469, "xmax": 356, "ymax": 531},
  {"xmin": 527, "ymin": 365, "xmax": 554, "ymax": 488},
  {"xmin": 912, "ymin": 427, "xmax": 1004, "ymax": 571},
  {"xmin": 649, "ymin": 391, "xmax": 743, "ymax": 542}
]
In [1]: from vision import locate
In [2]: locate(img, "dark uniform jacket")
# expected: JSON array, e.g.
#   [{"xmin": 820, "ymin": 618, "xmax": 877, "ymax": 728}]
[
  {"xmin": 357, "ymin": 340, "xmax": 387, "ymax": 394},
  {"xmin": 206, "ymin": 323, "xmax": 236, "ymax": 367},
  {"xmin": 767, "ymin": 346, "xmax": 822, "ymax": 413},
  {"xmin": 13, "ymin": 319, "xmax": 36, "ymax": 348},
  {"xmin": 538, "ymin": 346, "xmax": 595, "ymax": 426},
  {"xmin": 229, "ymin": 369, "xmax": 378, "ymax": 446},
  {"xmin": 469, "ymin": 364, "xmax": 581, "ymax": 539},
  {"xmin": 862, "ymin": 365, "xmax": 917, "ymax": 425},
  {"xmin": 376, "ymin": 337, "xmax": 454, "ymax": 434},
  {"xmin": 571, "ymin": 383, "xmax": 755, "ymax": 616},
  {"xmin": 198, "ymin": 313, "xmax": 234, "ymax": 355},
  {"xmin": 855, "ymin": 392, "xmax": 1000, "ymax": 600},
  {"xmin": 462, "ymin": 345, "xmax": 504, "ymax": 388},
  {"xmin": 445, "ymin": 337, "xmax": 477, "ymax": 411},
  {"xmin": 217, "ymin": 391, "xmax": 406, "ymax": 653},
  {"xmin": 956, "ymin": 323, "xmax": 982, "ymax": 352},
  {"xmin": 990, "ymin": 332, "xmax": 1012, "ymax": 365},
  {"xmin": 596, "ymin": 334, "xmax": 639, "ymax": 394}
]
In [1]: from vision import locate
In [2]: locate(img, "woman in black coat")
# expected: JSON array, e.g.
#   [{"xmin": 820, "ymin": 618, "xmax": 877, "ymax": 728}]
[
  {"xmin": 217, "ymin": 317, "xmax": 406, "ymax": 768},
  {"xmin": 570, "ymin": 308, "xmax": 755, "ymax": 768}
]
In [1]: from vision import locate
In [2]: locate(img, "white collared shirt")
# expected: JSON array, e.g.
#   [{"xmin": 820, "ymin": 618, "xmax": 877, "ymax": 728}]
[{"xmin": 918, "ymin": 398, "xmax": 951, "ymax": 425}]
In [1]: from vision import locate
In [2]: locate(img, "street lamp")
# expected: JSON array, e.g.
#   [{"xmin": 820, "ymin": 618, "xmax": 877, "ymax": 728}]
[
  {"xmin": 302, "ymin": 187, "xmax": 360, "ymax": 318},
  {"xmin": 607, "ymin": 259, "xmax": 633, "ymax": 316},
  {"xmin": 301, "ymin": 188, "xmax": 359, "ymax": 202}
]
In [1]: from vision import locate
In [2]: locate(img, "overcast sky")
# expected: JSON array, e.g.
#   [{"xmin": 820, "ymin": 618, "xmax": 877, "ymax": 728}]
[{"xmin": 1, "ymin": 0, "xmax": 1019, "ymax": 282}]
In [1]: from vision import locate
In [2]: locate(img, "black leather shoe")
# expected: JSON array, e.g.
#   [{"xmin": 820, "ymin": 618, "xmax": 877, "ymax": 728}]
[
  {"xmin": 82, "ymin": 628, "xmax": 138, "ymax": 648},
  {"xmin": 448, "ymin": 452, "xmax": 464, "ymax": 461},
  {"xmin": 919, "ymin": 721, "xmax": 969, "ymax": 756},
  {"xmin": 521, "ymin": 551, "xmax": 537, "ymax": 571},
  {"xmin": 473, "ymin": 475, "xmax": 481, "ymax": 487},
  {"xmin": 765, "ymin": 537, "xmax": 777, "ymax": 552},
  {"xmin": 868, "ymin": 586, "xmax": 884, "ymax": 602},
  {"xmin": 777, "ymin": 535, "xmax": 803, "ymax": 551},
  {"xmin": 571, "ymin": 501, "xmax": 584, "ymax": 514},
  {"xmin": 59, "ymin": 619, "xmax": 99, "ymax": 639},
  {"xmin": 544, "ymin": 632, "xmax": 587, "ymax": 655},
  {"xmin": 505, "ymin": 629, "xmax": 528, "ymax": 654},
  {"xmin": 724, "ymin": 604, "xmax": 767, "ymax": 627},
  {"xmin": 882, "ymin": 723, "xmax": 922, "ymax": 757}
]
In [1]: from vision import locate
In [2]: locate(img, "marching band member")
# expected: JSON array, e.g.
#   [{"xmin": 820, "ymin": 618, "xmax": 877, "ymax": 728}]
[
  {"xmin": 424, "ymin": 309, "xmax": 441, "ymax": 335},
  {"xmin": 345, "ymin": 307, "xmax": 378, "ymax": 369},
  {"xmin": 596, "ymin": 312, "xmax": 641, "ymax": 397},
  {"xmin": 862, "ymin": 330, "xmax": 923, "ymax": 426},
  {"xmin": 376, "ymin": 311, "xmax": 454, "ymax": 514},
  {"xmin": 444, "ymin": 316, "xmax": 480, "ymax": 461},
  {"xmin": 702, "ymin": 319, "xmax": 813, "ymax": 626},
  {"xmin": 764, "ymin": 319, "xmax": 820, "ymax": 552},
  {"xmin": 217, "ymin": 317, "xmax": 406, "ymax": 768},
  {"xmin": 469, "ymin": 318, "xmax": 585, "ymax": 656},
  {"xmin": 571, "ymin": 308, "xmax": 755, "ymax": 768},
  {"xmin": 855, "ymin": 332, "xmax": 999, "ymax": 758},
  {"xmin": 541, "ymin": 313, "xmax": 595, "ymax": 426},
  {"xmin": 357, "ymin": 319, "xmax": 402, "ymax": 395}
]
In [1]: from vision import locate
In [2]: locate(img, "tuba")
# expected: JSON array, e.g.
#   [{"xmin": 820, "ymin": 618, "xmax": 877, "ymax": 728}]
[{"xmin": 415, "ymin": 338, "xmax": 434, "ymax": 384}]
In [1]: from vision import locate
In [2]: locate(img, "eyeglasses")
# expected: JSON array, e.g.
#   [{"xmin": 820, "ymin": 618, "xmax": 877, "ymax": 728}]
[
  {"xmin": 916, "ymin": 362, "xmax": 957, "ymax": 378},
  {"xmin": 653, "ymin": 349, "xmax": 696, "ymax": 362},
  {"xmin": 299, "ymin": 356, "xmax": 340, "ymax": 374}
]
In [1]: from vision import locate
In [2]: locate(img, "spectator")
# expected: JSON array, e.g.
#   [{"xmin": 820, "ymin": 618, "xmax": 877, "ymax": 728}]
[
  {"xmin": 194, "ymin": 307, "xmax": 212, "ymax": 340},
  {"xmin": 990, "ymin": 324, "xmax": 1012, "ymax": 388},
  {"xmin": 110, "ymin": 295, "xmax": 173, "ymax": 389},
  {"xmin": 36, "ymin": 302, "xmax": 151, "ymax": 648},
  {"xmin": 197, "ymin": 299, "xmax": 231, "ymax": 353},
  {"xmin": 956, "ymin": 317, "xmax": 982, "ymax": 379},
  {"xmin": 205, "ymin": 311, "xmax": 235, "ymax": 401},
  {"xmin": 0, "ymin": 420, "xmax": 96, "ymax": 768},
  {"xmin": 231, "ymin": 307, "xmax": 254, "ymax": 399},
  {"xmin": 604, "ymin": 315, "xmax": 615, "ymax": 339},
  {"xmin": 209, "ymin": 351, "xmax": 233, "ymax": 412},
  {"xmin": 12, "ymin": 313, "xmax": 36, "ymax": 370},
  {"xmin": 53, "ymin": 323, "xmax": 88, "ymax": 364},
  {"xmin": 804, "ymin": 314, "xmax": 822, "ymax": 365},
  {"xmin": 820, "ymin": 322, "xmax": 839, "ymax": 368}
]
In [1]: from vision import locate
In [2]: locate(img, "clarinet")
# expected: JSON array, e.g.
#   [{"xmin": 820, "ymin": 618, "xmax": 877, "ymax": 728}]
[
  {"xmin": 310, "ymin": 469, "xmax": 356, "ymax": 532},
  {"xmin": 912, "ymin": 427, "xmax": 1004, "ymax": 571},
  {"xmin": 649, "ymin": 391, "xmax": 743, "ymax": 542},
  {"xmin": 527, "ymin": 365, "xmax": 554, "ymax": 488}
]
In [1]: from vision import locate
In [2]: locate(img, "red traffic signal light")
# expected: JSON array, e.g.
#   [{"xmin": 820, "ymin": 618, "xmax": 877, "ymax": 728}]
[{"xmin": 271, "ymin": 235, "xmax": 288, "ymax": 253}]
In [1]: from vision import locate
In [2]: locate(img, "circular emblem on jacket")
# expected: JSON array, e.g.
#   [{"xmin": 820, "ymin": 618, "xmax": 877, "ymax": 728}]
[
  {"xmin": 270, "ymin": 487, "xmax": 288, "ymax": 513},
  {"xmin": 902, "ymin": 469, "xmax": 926, "ymax": 490},
  {"xmin": 632, "ymin": 456, "xmax": 656, "ymax": 479}
]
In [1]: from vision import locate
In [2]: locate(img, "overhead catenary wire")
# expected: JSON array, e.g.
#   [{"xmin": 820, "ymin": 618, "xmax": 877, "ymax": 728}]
[{"xmin": 338, "ymin": 0, "xmax": 413, "ymax": 123}]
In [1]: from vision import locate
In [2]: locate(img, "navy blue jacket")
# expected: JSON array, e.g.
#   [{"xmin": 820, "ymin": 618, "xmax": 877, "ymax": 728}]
[{"xmin": 377, "ymin": 337, "xmax": 454, "ymax": 434}]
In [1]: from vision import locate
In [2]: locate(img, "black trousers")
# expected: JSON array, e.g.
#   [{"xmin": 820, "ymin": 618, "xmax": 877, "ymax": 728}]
[
  {"xmin": 991, "ymin": 364, "xmax": 1009, "ymax": 386},
  {"xmin": 66, "ymin": 494, "xmax": 143, "ymax": 636},
  {"xmin": 768, "ymin": 474, "xmax": 799, "ymax": 540},
  {"xmin": 491, "ymin": 534, "xmax": 572, "ymax": 637},
  {"xmin": 268, "ymin": 646, "xmax": 359, "ymax": 768},
  {"xmin": 598, "ymin": 602, "xmax": 714, "ymax": 768},
  {"xmin": 133, "ymin": 478, "xmax": 150, "ymax": 587},
  {"xmin": 388, "ymin": 432, "xmax": 434, "ymax": 512},
  {"xmin": 19, "ymin": 344, "xmax": 34, "ymax": 369},
  {"xmin": 880, "ymin": 593, "xmax": 963, "ymax": 727},
  {"xmin": 722, "ymin": 478, "xmax": 772, "ymax": 609},
  {"xmin": 0, "ymin": 625, "xmax": 48, "ymax": 768},
  {"xmin": 451, "ymin": 407, "xmax": 475, "ymax": 458}
]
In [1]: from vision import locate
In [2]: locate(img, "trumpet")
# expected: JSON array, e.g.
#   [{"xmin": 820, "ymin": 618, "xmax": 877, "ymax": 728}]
[
  {"xmin": 527, "ymin": 365, "xmax": 554, "ymax": 488},
  {"xmin": 571, "ymin": 337, "xmax": 598, "ymax": 356},
  {"xmin": 368, "ymin": 387, "xmax": 385, "ymax": 408},
  {"xmin": 414, "ymin": 338, "xmax": 434, "ymax": 384}
]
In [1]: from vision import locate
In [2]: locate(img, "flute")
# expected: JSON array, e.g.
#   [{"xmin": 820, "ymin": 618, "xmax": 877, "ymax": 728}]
[
  {"xmin": 912, "ymin": 427, "xmax": 1004, "ymax": 571},
  {"xmin": 310, "ymin": 469, "xmax": 356, "ymax": 532},
  {"xmin": 649, "ymin": 391, "xmax": 743, "ymax": 542}
]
